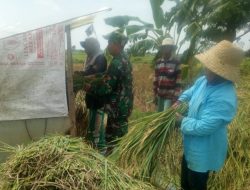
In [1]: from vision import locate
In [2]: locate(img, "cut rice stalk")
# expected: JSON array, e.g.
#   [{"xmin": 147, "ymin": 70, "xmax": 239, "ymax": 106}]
[{"xmin": 109, "ymin": 104, "xmax": 187, "ymax": 181}]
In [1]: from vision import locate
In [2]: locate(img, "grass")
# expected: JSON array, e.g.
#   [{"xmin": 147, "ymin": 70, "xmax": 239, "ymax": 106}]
[
  {"xmin": 130, "ymin": 54, "xmax": 154, "ymax": 65},
  {"xmin": 72, "ymin": 49, "xmax": 86, "ymax": 64},
  {"xmin": 129, "ymin": 109, "xmax": 154, "ymax": 121}
]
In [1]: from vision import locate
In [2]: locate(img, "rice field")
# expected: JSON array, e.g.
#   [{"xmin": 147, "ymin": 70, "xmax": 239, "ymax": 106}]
[
  {"xmin": 128, "ymin": 57, "xmax": 250, "ymax": 189},
  {"xmin": 0, "ymin": 51, "xmax": 250, "ymax": 190},
  {"xmin": 72, "ymin": 54, "xmax": 250, "ymax": 189}
]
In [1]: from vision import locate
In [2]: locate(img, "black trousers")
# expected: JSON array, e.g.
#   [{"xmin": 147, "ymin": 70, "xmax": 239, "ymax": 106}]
[{"xmin": 181, "ymin": 156, "xmax": 209, "ymax": 190}]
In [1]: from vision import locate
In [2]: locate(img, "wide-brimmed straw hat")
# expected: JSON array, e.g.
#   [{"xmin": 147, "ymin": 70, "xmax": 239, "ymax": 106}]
[{"xmin": 195, "ymin": 40, "xmax": 244, "ymax": 83}]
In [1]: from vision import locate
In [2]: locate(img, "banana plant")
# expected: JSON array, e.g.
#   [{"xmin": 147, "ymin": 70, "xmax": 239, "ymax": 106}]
[
  {"xmin": 104, "ymin": 0, "xmax": 171, "ymax": 56},
  {"xmin": 165, "ymin": 0, "xmax": 250, "ymax": 82},
  {"xmin": 104, "ymin": 0, "xmax": 250, "ymax": 82},
  {"xmin": 104, "ymin": 16, "xmax": 167, "ymax": 56}
]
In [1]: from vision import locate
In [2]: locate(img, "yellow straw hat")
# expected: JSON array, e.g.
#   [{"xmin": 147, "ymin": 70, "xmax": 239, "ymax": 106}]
[{"xmin": 195, "ymin": 40, "xmax": 244, "ymax": 83}]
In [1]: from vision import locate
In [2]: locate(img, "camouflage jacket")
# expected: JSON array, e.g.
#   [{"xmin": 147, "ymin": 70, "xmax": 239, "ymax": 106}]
[{"xmin": 88, "ymin": 52, "xmax": 133, "ymax": 120}]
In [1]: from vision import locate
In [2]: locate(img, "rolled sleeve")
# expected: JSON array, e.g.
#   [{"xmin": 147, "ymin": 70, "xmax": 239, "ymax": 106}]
[{"xmin": 181, "ymin": 100, "xmax": 236, "ymax": 136}]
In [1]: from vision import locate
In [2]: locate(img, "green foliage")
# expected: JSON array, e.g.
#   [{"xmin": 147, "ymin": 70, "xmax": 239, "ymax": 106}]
[
  {"xmin": 129, "ymin": 33, "xmax": 148, "ymax": 43},
  {"xmin": 127, "ymin": 39, "xmax": 157, "ymax": 56},
  {"xmin": 129, "ymin": 109, "xmax": 154, "ymax": 121},
  {"xmin": 104, "ymin": 4, "xmax": 169, "ymax": 56},
  {"xmin": 163, "ymin": 0, "xmax": 250, "ymax": 82},
  {"xmin": 203, "ymin": 0, "xmax": 250, "ymax": 41},
  {"xmin": 72, "ymin": 50, "xmax": 86, "ymax": 64},
  {"xmin": 104, "ymin": 0, "xmax": 250, "ymax": 81},
  {"xmin": 125, "ymin": 24, "xmax": 154, "ymax": 36},
  {"xmin": 105, "ymin": 16, "xmax": 151, "ymax": 28},
  {"xmin": 240, "ymin": 58, "xmax": 250, "ymax": 76},
  {"xmin": 150, "ymin": 0, "xmax": 165, "ymax": 29},
  {"xmin": 165, "ymin": 0, "xmax": 250, "ymax": 53},
  {"xmin": 130, "ymin": 54, "xmax": 154, "ymax": 64}
]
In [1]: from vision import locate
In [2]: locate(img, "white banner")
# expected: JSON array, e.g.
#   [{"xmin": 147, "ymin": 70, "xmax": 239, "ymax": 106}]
[{"xmin": 0, "ymin": 24, "xmax": 68, "ymax": 121}]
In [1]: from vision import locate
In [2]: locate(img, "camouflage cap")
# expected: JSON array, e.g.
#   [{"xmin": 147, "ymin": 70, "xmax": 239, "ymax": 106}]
[{"xmin": 108, "ymin": 31, "xmax": 128, "ymax": 47}]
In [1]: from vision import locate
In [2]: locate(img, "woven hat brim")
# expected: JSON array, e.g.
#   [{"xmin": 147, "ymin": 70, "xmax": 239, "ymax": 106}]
[{"xmin": 195, "ymin": 52, "xmax": 240, "ymax": 83}]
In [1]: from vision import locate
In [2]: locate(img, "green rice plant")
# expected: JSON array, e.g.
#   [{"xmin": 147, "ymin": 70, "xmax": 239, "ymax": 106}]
[
  {"xmin": 0, "ymin": 136, "xmax": 157, "ymax": 190},
  {"xmin": 109, "ymin": 104, "xmax": 187, "ymax": 184}
]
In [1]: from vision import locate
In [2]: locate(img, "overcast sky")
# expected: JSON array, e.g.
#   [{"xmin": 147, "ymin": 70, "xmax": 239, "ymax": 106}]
[
  {"xmin": 0, "ymin": 0, "xmax": 165, "ymax": 50},
  {"xmin": 0, "ymin": 0, "xmax": 249, "ymax": 51}
]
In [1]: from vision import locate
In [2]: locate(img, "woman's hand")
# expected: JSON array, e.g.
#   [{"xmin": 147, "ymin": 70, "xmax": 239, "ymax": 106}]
[
  {"xmin": 172, "ymin": 100, "xmax": 181, "ymax": 109},
  {"xmin": 175, "ymin": 112, "xmax": 184, "ymax": 127}
]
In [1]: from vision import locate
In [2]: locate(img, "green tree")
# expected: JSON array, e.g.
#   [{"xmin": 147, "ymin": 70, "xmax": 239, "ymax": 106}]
[
  {"xmin": 165, "ymin": 0, "xmax": 250, "ymax": 81},
  {"xmin": 203, "ymin": 0, "xmax": 250, "ymax": 42},
  {"xmin": 104, "ymin": 16, "xmax": 167, "ymax": 56},
  {"xmin": 104, "ymin": 0, "xmax": 250, "ymax": 81}
]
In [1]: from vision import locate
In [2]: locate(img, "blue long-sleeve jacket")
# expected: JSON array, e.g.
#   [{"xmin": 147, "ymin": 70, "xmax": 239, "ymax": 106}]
[{"xmin": 179, "ymin": 76, "xmax": 237, "ymax": 172}]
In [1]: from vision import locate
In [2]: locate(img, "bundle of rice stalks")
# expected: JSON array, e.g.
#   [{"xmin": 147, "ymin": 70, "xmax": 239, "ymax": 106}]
[
  {"xmin": 149, "ymin": 128, "xmax": 183, "ymax": 188},
  {"xmin": 109, "ymin": 104, "xmax": 187, "ymax": 182},
  {"xmin": 73, "ymin": 72, "xmax": 100, "ymax": 93},
  {"xmin": 0, "ymin": 136, "xmax": 157, "ymax": 190},
  {"xmin": 73, "ymin": 72, "xmax": 85, "ymax": 93},
  {"xmin": 75, "ymin": 90, "xmax": 88, "ymax": 137}
]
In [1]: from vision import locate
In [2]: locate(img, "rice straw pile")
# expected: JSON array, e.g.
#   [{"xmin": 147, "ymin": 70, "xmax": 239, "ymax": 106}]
[
  {"xmin": 0, "ymin": 136, "xmax": 157, "ymax": 190},
  {"xmin": 109, "ymin": 104, "xmax": 187, "ymax": 183},
  {"xmin": 75, "ymin": 90, "xmax": 88, "ymax": 137}
]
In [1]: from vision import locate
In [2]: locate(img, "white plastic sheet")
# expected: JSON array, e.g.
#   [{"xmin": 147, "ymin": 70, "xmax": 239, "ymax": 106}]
[{"xmin": 0, "ymin": 23, "xmax": 68, "ymax": 121}]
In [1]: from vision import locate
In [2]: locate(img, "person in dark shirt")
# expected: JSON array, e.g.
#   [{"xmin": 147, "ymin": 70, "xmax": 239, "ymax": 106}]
[
  {"xmin": 79, "ymin": 37, "xmax": 107, "ymax": 152},
  {"xmin": 80, "ymin": 37, "xmax": 107, "ymax": 76}
]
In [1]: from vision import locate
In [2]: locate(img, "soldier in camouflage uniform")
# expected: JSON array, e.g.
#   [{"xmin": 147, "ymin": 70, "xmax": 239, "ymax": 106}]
[{"xmin": 84, "ymin": 32, "xmax": 133, "ymax": 153}]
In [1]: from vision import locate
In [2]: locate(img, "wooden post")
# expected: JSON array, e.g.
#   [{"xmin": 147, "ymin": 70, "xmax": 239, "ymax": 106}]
[{"xmin": 65, "ymin": 25, "xmax": 77, "ymax": 136}]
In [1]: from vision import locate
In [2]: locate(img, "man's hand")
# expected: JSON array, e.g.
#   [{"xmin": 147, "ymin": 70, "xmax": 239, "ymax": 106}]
[{"xmin": 83, "ymin": 83, "xmax": 91, "ymax": 92}]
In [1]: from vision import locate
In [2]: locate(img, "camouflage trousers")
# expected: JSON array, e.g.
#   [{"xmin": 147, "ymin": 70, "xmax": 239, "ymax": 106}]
[
  {"xmin": 105, "ymin": 117, "xmax": 128, "ymax": 155},
  {"xmin": 86, "ymin": 108, "xmax": 107, "ymax": 154}
]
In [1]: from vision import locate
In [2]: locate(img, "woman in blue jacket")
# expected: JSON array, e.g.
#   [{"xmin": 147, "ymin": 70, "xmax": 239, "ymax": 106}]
[{"xmin": 174, "ymin": 40, "xmax": 244, "ymax": 190}]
